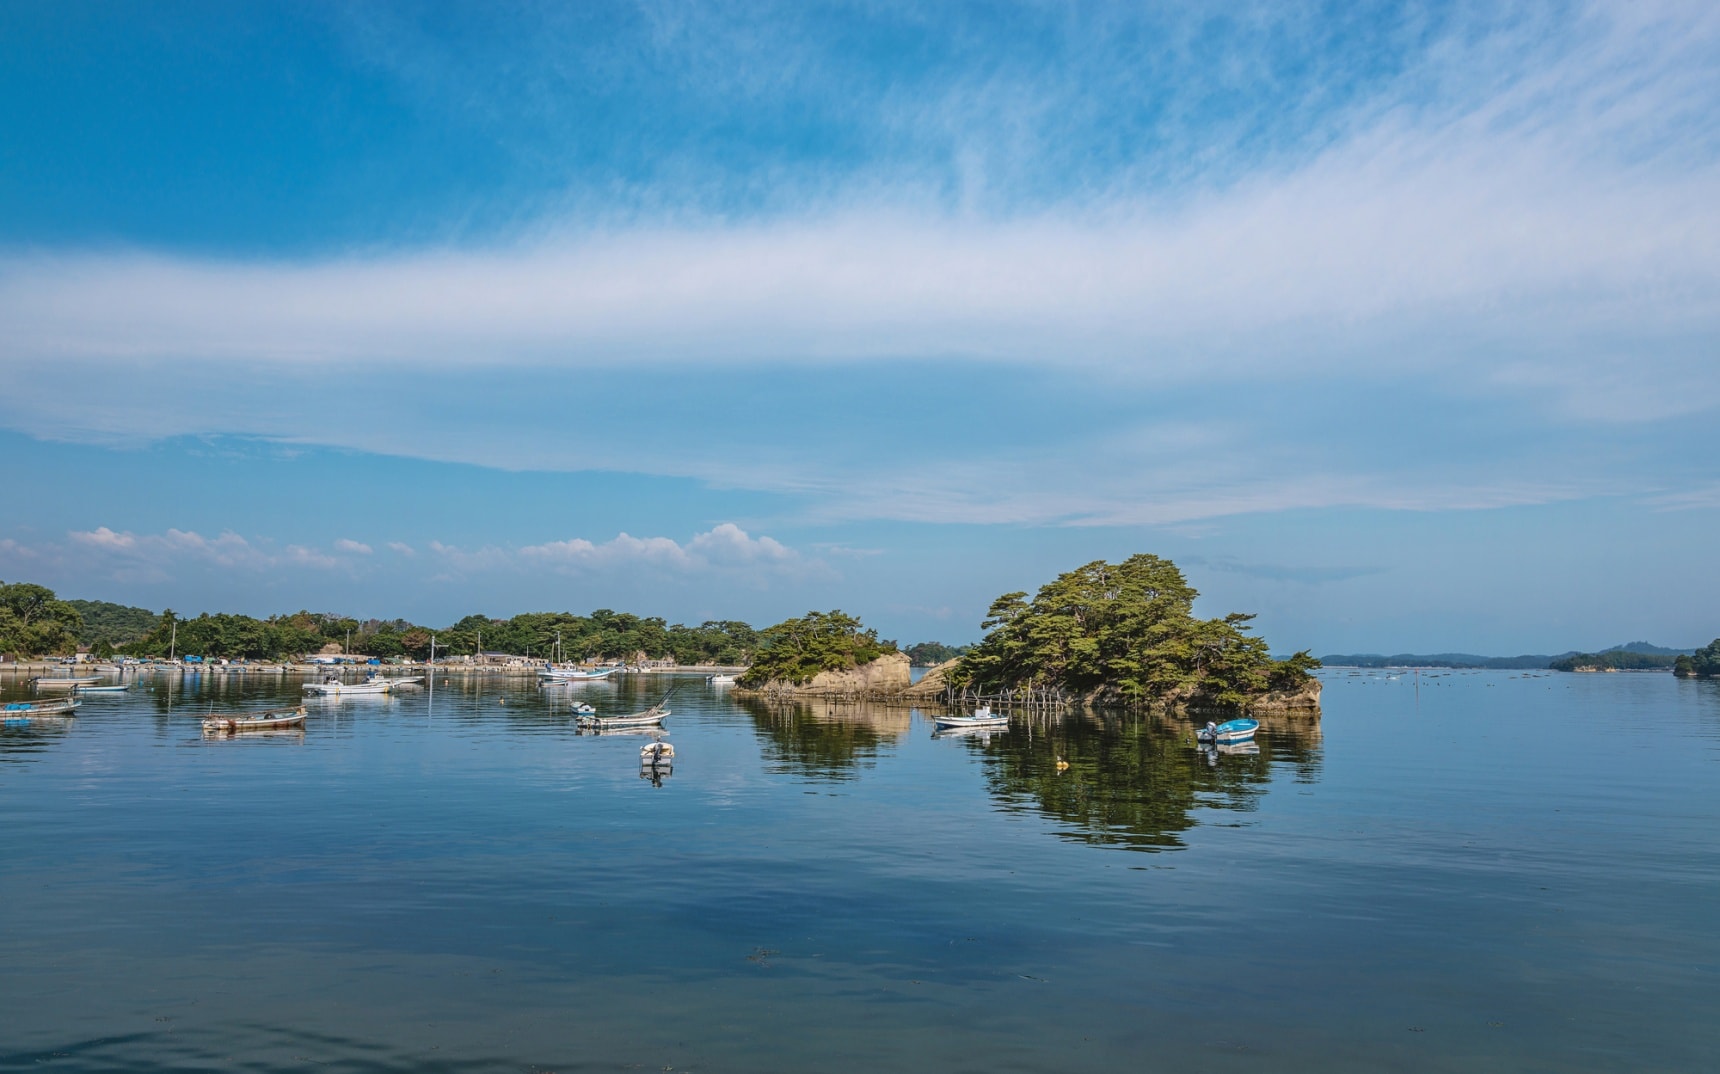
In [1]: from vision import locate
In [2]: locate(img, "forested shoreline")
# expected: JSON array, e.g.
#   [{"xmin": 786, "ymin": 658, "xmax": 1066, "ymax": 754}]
[{"xmin": 1, "ymin": 581, "xmax": 765, "ymax": 664}]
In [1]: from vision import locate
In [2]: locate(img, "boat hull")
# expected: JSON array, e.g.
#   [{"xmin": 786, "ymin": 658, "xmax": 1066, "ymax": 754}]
[
  {"xmin": 579, "ymin": 715, "xmax": 667, "ymax": 730},
  {"xmin": 933, "ymin": 717, "xmax": 1009, "ymax": 729},
  {"xmin": 1197, "ymin": 718, "xmax": 1260, "ymax": 745},
  {"xmin": 203, "ymin": 708, "xmax": 308, "ymax": 734},
  {"xmin": 3, "ymin": 698, "xmax": 81, "ymax": 717}
]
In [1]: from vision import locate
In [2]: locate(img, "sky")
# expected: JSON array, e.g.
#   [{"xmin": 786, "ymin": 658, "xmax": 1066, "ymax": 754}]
[{"xmin": 2, "ymin": 1, "xmax": 1717, "ymax": 655}]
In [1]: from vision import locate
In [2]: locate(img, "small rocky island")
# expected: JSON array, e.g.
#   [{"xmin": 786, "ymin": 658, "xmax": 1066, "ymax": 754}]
[
  {"xmin": 1674, "ymin": 639, "xmax": 1720, "ymax": 679},
  {"xmin": 737, "ymin": 554, "xmax": 1320, "ymax": 715}
]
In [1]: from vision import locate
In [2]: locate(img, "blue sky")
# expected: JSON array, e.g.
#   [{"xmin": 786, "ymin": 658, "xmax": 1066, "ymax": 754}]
[{"xmin": 2, "ymin": 1, "xmax": 1717, "ymax": 654}]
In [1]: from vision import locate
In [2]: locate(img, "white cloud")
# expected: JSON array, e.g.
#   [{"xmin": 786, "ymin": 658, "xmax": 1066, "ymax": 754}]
[
  {"xmin": 334, "ymin": 538, "xmax": 373, "ymax": 555},
  {"xmin": 431, "ymin": 524, "xmax": 819, "ymax": 579},
  {"xmin": 38, "ymin": 528, "xmax": 370, "ymax": 582},
  {"xmin": 0, "ymin": 5, "xmax": 1713, "ymax": 532},
  {"xmin": 386, "ymin": 541, "xmax": 416, "ymax": 556},
  {"xmin": 1, "ymin": 8, "xmax": 1715, "ymax": 420}
]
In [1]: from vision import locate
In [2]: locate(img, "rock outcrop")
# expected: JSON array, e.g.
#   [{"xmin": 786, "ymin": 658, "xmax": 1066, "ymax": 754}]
[
  {"xmin": 902, "ymin": 658, "xmax": 960, "ymax": 697},
  {"xmin": 737, "ymin": 651, "xmax": 913, "ymax": 698},
  {"xmin": 1247, "ymin": 676, "xmax": 1323, "ymax": 713},
  {"xmin": 744, "ymin": 651, "xmax": 1321, "ymax": 717}
]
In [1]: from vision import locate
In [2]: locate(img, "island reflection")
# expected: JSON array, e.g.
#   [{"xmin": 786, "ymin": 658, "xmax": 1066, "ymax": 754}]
[
  {"xmin": 736, "ymin": 696, "xmax": 909, "ymax": 780},
  {"xmin": 738, "ymin": 693, "xmax": 1321, "ymax": 851}
]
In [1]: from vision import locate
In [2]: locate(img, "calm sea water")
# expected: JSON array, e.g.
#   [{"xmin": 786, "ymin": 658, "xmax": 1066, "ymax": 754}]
[{"xmin": 2, "ymin": 668, "xmax": 1717, "ymax": 1073}]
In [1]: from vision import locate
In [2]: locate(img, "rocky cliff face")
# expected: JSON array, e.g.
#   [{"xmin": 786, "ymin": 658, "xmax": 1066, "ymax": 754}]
[
  {"xmin": 1248, "ymin": 676, "xmax": 1323, "ymax": 713},
  {"xmin": 738, "ymin": 651, "xmax": 913, "ymax": 697},
  {"xmin": 903, "ymin": 658, "xmax": 960, "ymax": 697}
]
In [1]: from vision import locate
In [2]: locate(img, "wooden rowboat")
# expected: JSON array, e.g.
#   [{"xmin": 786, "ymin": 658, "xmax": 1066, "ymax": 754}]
[
  {"xmin": 202, "ymin": 706, "xmax": 308, "ymax": 734},
  {"xmin": 34, "ymin": 676, "xmax": 99, "ymax": 689},
  {"xmin": 3, "ymin": 697, "xmax": 81, "ymax": 717}
]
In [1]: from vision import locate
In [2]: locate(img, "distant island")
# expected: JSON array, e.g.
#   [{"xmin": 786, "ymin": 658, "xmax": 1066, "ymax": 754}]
[
  {"xmin": 1321, "ymin": 641, "xmax": 1696, "ymax": 672},
  {"xmin": 737, "ymin": 555, "xmax": 1320, "ymax": 714}
]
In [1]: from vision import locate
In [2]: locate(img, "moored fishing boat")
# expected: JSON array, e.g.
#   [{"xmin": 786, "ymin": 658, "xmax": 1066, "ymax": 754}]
[
  {"xmin": 538, "ymin": 665, "xmax": 618, "ymax": 682},
  {"xmin": 302, "ymin": 673, "xmax": 421, "ymax": 696},
  {"xmin": 933, "ymin": 704, "xmax": 1009, "ymax": 730},
  {"xmin": 76, "ymin": 682, "xmax": 133, "ymax": 694},
  {"xmin": 577, "ymin": 703, "xmax": 669, "ymax": 730},
  {"xmin": 3, "ymin": 697, "xmax": 81, "ymax": 718},
  {"xmin": 202, "ymin": 706, "xmax": 308, "ymax": 734},
  {"xmin": 34, "ymin": 675, "xmax": 99, "ymax": 689},
  {"xmin": 706, "ymin": 674, "xmax": 737, "ymax": 685},
  {"xmin": 1197, "ymin": 717, "xmax": 1259, "ymax": 745}
]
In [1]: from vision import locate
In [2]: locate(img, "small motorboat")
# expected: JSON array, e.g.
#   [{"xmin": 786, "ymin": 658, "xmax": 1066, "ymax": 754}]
[
  {"xmin": 76, "ymin": 682, "xmax": 133, "ymax": 694},
  {"xmin": 706, "ymin": 674, "xmax": 737, "ymax": 685},
  {"xmin": 933, "ymin": 704, "xmax": 1009, "ymax": 730},
  {"xmin": 640, "ymin": 740, "xmax": 675, "ymax": 767},
  {"xmin": 1196, "ymin": 718, "xmax": 1259, "ymax": 745},
  {"xmin": 3, "ymin": 697, "xmax": 81, "ymax": 717},
  {"xmin": 202, "ymin": 706, "xmax": 308, "ymax": 734},
  {"xmin": 577, "ymin": 704, "xmax": 669, "ymax": 730},
  {"xmin": 538, "ymin": 666, "xmax": 617, "ymax": 681},
  {"xmin": 303, "ymin": 673, "xmax": 420, "ymax": 696},
  {"xmin": 569, "ymin": 702, "xmax": 596, "ymax": 715}
]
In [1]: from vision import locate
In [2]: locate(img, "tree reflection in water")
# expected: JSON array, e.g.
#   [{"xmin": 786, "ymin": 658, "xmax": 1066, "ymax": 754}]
[
  {"xmin": 971, "ymin": 711, "xmax": 1323, "ymax": 851},
  {"xmin": 737, "ymin": 697, "xmax": 911, "ymax": 781},
  {"xmin": 739, "ymin": 696, "xmax": 1321, "ymax": 847}
]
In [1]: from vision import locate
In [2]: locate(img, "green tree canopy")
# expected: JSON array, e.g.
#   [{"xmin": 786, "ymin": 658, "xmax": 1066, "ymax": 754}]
[
  {"xmin": 0, "ymin": 582, "xmax": 84, "ymax": 657},
  {"xmin": 740, "ymin": 610, "xmax": 897, "ymax": 685},
  {"xmin": 1674, "ymin": 639, "xmax": 1720, "ymax": 679},
  {"xmin": 954, "ymin": 555, "xmax": 1317, "ymax": 707}
]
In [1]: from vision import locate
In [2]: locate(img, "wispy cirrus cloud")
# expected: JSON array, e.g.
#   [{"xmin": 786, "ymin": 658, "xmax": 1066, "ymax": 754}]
[
  {"xmin": 2, "ymin": 7, "xmax": 1715, "ymax": 406},
  {"xmin": 0, "ymin": 3, "xmax": 1714, "ymax": 536}
]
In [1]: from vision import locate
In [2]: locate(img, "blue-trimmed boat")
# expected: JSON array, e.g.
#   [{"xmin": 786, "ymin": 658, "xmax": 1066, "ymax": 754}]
[{"xmin": 1197, "ymin": 717, "xmax": 1258, "ymax": 745}]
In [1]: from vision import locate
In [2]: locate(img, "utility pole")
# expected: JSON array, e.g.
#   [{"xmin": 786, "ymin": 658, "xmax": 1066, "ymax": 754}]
[{"xmin": 169, "ymin": 621, "xmax": 177, "ymax": 662}]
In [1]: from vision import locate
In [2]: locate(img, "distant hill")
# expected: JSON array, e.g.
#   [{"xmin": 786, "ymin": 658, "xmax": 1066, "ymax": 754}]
[
  {"xmin": 1549, "ymin": 650, "xmax": 1681, "ymax": 672},
  {"xmin": 67, "ymin": 599, "xmax": 159, "ymax": 648},
  {"xmin": 1320, "ymin": 642, "xmax": 1696, "ymax": 670}
]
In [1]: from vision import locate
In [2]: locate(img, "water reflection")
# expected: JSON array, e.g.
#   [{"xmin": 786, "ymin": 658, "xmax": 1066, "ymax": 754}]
[
  {"xmin": 737, "ymin": 697, "xmax": 910, "ymax": 780},
  {"xmin": 973, "ymin": 711, "xmax": 1323, "ymax": 852}
]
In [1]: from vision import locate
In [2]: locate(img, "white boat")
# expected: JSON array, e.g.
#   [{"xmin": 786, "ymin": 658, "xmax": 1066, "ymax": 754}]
[
  {"xmin": 303, "ymin": 673, "xmax": 421, "ymax": 696},
  {"xmin": 202, "ymin": 706, "xmax": 308, "ymax": 734},
  {"xmin": 933, "ymin": 704, "xmax": 1009, "ymax": 730},
  {"xmin": 538, "ymin": 665, "xmax": 618, "ymax": 681},
  {"xmin": 706, "ymin": 674, "xmax": 737, "ymax": 685},
  {"xmin": 3, "ymin": 697, "xmax": 81, "ymax": 719},
  {"xmin": 34, "ymin": 676, "xmax": 99, "ymax": 689},
  {"xmin": 1196, "ymin": 718, "xmax": 1259, "ymax": 745},
  {"xmin": 577, "ymin": 704, "xmax": 669, "ymax": 730},
  {"xmin": 640, "ymin": 740, "xmax": 675, "ymax": 766},
  {"xmin": 76, "ymin": 682, "xmax": 133, "ymax": 694},
  {"xmin": 568, "ymin": 702, "xmax": 596, "ymax": 715}
]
